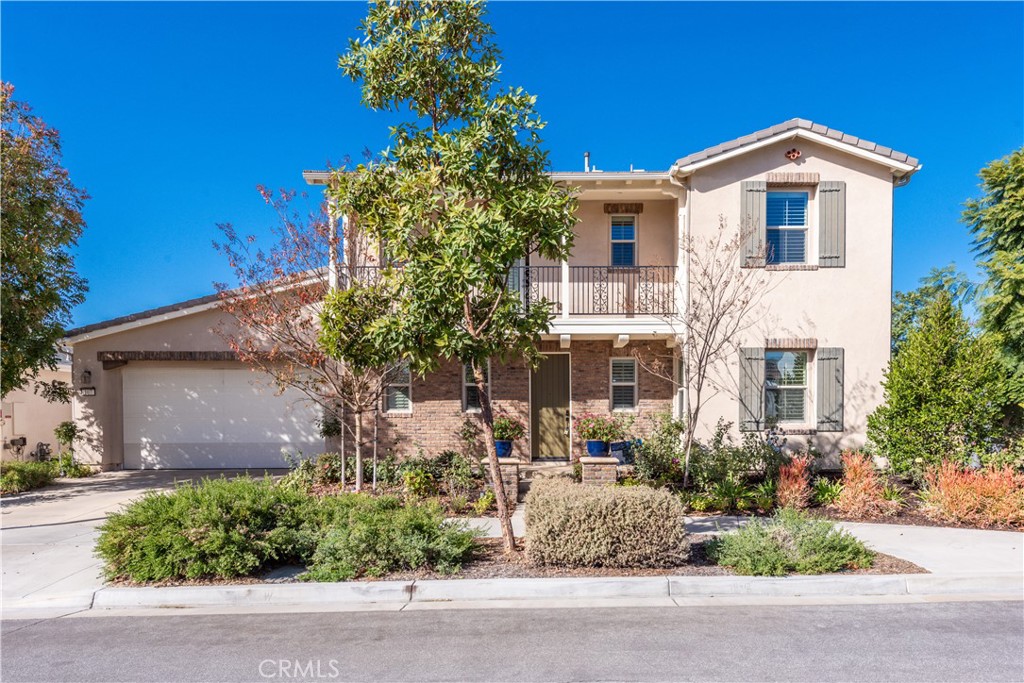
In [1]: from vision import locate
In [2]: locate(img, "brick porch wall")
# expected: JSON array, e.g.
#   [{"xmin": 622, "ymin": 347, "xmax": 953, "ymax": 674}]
[{"xmin": 372, "ymin": 340, "xmax": 674, "ymax": 462}]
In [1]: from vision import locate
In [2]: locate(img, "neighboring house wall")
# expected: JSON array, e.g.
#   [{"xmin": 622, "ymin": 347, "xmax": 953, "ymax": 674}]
[
  {"xmin": 686, "ymin": 137, "xmax": 893, "ymax": 458},
  {"xmin": 1, "ymin": 367, "xmax": 73, "ymax": 461}
]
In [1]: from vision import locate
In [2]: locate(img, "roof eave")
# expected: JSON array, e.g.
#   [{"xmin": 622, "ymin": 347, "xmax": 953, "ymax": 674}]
[{"xmin": 671, "ymin": 128, "xmax": 920, "ymax": 180}]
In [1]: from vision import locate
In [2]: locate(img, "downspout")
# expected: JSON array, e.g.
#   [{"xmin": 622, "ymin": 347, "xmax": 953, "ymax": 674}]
[{"xmin": 668, "ymin": 166, "xmax": 690, "ymax": 422}]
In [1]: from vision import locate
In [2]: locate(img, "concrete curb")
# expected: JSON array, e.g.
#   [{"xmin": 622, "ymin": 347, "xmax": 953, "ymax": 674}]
[{"xmin": 86, "ymin": 573, "xmax": 1023, "ymax": 610}]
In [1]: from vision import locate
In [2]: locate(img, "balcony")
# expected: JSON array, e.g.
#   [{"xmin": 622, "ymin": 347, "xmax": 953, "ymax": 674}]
[
  {"xmin": 511, "ymin": 265, "xmax": 677, "ymax": 317},
  {"xmin": 343, "ymin": 265, "xmax": 677, "ymax": 318}
]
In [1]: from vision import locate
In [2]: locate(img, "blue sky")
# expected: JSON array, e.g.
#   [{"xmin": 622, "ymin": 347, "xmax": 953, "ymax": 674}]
[{"xmin": 3, "ymin": 2, "xmax": 1021, "ymax": 326}]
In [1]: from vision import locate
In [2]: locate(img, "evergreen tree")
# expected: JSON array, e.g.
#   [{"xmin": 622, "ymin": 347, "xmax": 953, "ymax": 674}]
[{"xmin": 868, "ymin": 292, "xmax": 1004, "ymax": 474}]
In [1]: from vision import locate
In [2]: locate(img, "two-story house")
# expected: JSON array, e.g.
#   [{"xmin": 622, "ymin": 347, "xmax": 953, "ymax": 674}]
[{"xmin": 64, "ymin": 120, "xmax": 918, "ymax": 470}]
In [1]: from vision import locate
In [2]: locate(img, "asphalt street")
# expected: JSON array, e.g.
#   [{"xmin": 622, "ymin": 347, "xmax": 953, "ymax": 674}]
[{"xmin": 2, "ymin": 601, "xmax": 1022, "ymax": 682}]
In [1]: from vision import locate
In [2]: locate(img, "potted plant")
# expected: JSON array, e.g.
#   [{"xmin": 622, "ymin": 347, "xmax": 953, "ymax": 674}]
[
  {"xmin": 574, "ymin": 413, "xmax": 627, "ymax": 457},
  {"xmin": 492, "ymin": 416, "xmax": 526, "ymax": 458}
]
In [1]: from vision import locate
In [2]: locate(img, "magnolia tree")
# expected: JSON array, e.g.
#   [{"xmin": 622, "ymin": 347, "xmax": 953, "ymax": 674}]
[
  {"xmin": 632, "ymin": 218, "xmax": 774, "ymax": 485},
  {"xmin": 213, "ymin": 187, "xmax": 396, "ymax": 490},
  {"xmin": 1, "ymin": 83, "xmax": 88, "ymax": 401},
  {"xmin": 321, "ymin": 1, "xmax": 577, "ymax": 552}
]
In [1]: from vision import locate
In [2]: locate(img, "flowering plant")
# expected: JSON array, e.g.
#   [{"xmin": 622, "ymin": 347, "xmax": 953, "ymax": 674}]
[
  {"xmin": 492, "ymin": 416, "xmax": 527, "ymax": 441},
  {"xmin": 574, "ymin": 413, "xmax": 629, "ymax": 443}
]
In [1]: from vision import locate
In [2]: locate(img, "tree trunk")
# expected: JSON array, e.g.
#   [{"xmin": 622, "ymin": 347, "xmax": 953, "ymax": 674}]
[
  {"xmin": 340, "ymin": 404, "xmax": 347, "ymax": 492},
  {"xmin": 354, "ymin": 410, "xmax": 364, "ymax": 493},
  {"xmin": 372, "ymin": 406, "xmax": 379, "ymax": 493},
  {"xmin": 473, "ymin": 361, "xmax": 516, "ymax": 553},
  {"xmin": 682, "ymin": 404, "xmax": 700, "ymax": 488}
]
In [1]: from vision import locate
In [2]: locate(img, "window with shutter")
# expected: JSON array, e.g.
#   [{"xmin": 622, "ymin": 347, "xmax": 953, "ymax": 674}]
[
  {"xmin": 741, "ymin": 181, "xmax": 767, "ymax": 267},
  {"xmin": 610, "ymin": 358, "xmax": 637, "ymax": 411},
  {"xmin": 766, "ymin": 192, "xmax": 808, "ymax": 264},
  {"xmin": 816, "ymin": 347, "xmax": 845, "ymax": 431},
  {"xmin": 739, "ymin": 347, "xmax": 765, "ymax": 430},
  {"xmin": 610, "ymin": 216, "xmax": 636, "ymax": 267},
  {"xmin": 765, "ymin": 350, "xmax": 808, "ymax": 423},
  {"xmin": 818, "ymin": 181, "xmax": 847, "ymax": 268},
  {"xmin": 463, "ymin": 362, "xmax": 490, "ymax": 412}
]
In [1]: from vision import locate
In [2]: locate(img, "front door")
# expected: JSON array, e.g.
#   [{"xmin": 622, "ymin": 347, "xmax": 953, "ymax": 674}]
[{"xmin": 531, "ymin": 354, "xmax": 570, "ymax": 460}]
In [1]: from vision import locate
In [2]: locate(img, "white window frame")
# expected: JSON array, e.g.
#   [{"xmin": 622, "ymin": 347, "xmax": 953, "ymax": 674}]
[
  {"xmin": 462, "ymin": 361, "xmax": 491, "ymax": 413},
  {"xmin": 764, "ymin": 350, "xmax": 809, "ymax": 424},
  {"xmin": 383, "ymin": 361, "xmax": 412, "ymax": 414},
  {"xmin": 766, "ymin": 191, "xmax": 809, "ymax": 265},
  {"xmin": 609, "ymin": 357, "xmax": 638, "ymax": 412},
  {"xmin": 610, "ymin": 215, "xmax": 638, "ymax": 268}
]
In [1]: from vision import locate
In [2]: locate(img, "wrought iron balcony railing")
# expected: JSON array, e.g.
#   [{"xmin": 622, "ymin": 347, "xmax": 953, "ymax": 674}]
[{"xmin": 344, "ymin": 264, "xmax": 677, "ymax": 317}]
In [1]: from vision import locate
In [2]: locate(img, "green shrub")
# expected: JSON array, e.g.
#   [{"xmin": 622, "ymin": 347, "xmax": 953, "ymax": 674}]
[
  {"xmin": 0, "ymin": 460, "xmax": 57, "ymax": 494},
  {"xmin": 812, "ymin": 477, "xmax": 843, "ymax": 506},
  {"xmin": 96, "ymin": 477, "xmax": 313, "ymax": 581},
  {"xmin": 55, "ymin": 452, "xmax": 93, "ymax": 478},
  {"xmin": 752, "ymin": 480, "xmax": 777, "ymax": 512},
  {"xmin": 688, "ymin": 494, "xmax": 714, "ymax": 513},
  {"xmin": 304, "ymin": 498, "xmax": 478, "ymax": 581},
  {"xmin": 690, "ymin": 420, "xmax": 785, "ymax": 492},
  {"xmin": 471, "ymin": 489, "xmax": 495, "ymax": 516},
  {"xmin": 632, "ymin": 413, "xmax": 685, "ymax": 485},
  {"xmin": 709, "ymin": 477, "xmax": 753, "ymax": 512},
  {"xmin": 706, "ymin": 509, "xmax": 874, "ymax": 576},
  {"xmin": 525, "ymin": 478, "xmax": 688, "ymax": 568}
]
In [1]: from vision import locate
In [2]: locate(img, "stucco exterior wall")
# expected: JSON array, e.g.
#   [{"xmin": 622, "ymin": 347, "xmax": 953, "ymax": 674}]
[
  {"xmin": 686, "ymin": 138, "xmax": 893, "ymax": 458},
  {"xmin": 1, "ymin": 367, "xmax": 73, "ymax": 461}
]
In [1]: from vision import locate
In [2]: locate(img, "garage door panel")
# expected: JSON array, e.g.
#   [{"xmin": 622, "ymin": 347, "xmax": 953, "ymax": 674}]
[{"xmin": 123, "ymin": 367, "xmax": 321, "ymax": 469}]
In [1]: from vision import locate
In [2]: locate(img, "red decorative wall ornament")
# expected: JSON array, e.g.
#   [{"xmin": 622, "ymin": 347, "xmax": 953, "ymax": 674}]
[{"xmin": 785, "ymin": 148, "xmax": 802, "ymax": 161}]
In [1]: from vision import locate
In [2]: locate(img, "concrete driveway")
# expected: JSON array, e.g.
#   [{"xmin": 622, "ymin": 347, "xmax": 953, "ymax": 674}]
[{"xmin": 1, "ymin": 470, "xmax": 281, "ymax": 615}]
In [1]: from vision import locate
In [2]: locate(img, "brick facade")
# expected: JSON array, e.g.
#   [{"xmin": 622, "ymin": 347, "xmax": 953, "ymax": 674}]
[{"xmin": 372, "ymin": 340, "xmax": 675, "ymax": 462}]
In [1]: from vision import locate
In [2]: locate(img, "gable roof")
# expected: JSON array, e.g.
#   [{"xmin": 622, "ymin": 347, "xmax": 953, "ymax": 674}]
[
  {"xmin": 63, "ymin": 291, "xmax": 226, "ymax": 344},
  {"xmin": 671, "ymin": 118, "xmax": 920, "ymax": 178}
]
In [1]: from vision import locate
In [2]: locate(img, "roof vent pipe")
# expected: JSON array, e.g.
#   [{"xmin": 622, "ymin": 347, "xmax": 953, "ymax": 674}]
[{"xmin": 584, "ymin": 151, "xmax": 590, "ymax": 173}]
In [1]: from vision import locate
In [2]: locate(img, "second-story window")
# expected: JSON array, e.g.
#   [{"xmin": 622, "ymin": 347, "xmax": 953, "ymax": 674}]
[
  {"xmin": 766, "ymin": 192, "xmax": 808, "ymax": 264},
  {"xmin": 610, "ymin": 216, "xmax": 637, "ymax": 267}
]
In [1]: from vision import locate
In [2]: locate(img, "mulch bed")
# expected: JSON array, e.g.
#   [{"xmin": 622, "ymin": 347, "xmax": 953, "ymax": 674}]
[
  {"xmin": 809, "ymin": 497, "xmax": 1024, "ymax": 532},
  {"xmin": 380, "ymin": 535, "xmax": 926, "ymax": 581},
  {"xmin": 116, "ymin": 534, "xmax": 925, "ymax": 588}
]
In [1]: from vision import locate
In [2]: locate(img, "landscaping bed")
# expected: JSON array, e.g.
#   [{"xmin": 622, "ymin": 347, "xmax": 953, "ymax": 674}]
[{"xmin": 109, "ymin": 536, "xmax": 925, "ymax": 587}]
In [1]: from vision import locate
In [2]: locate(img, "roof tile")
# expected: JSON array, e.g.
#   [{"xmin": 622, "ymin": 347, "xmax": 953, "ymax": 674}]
[{"xmin": 673, "ymin": 119, "xmax": 919, "ymax": 172}]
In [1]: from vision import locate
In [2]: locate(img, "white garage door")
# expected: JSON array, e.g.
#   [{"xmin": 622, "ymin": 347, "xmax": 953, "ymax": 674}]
[{"xmin": 123, "ymin": 366, "xmax": 322, "ymax": 469}]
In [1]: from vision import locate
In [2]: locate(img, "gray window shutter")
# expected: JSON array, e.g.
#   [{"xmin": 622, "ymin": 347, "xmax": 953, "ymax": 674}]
[
  {"xmin": 739, "ymin": 347, "xmax": 765, "ymax": 431},
  {"xmin": 816, "ymin": 347, "xmax": 844, "ymax": 431},
  {"xmin": 818, "ymin": 181, "xmax": 846, "ymax": 268},
  {"xmin": 740, "ymin": 181, "xmax": 766, "ymax": 268}
]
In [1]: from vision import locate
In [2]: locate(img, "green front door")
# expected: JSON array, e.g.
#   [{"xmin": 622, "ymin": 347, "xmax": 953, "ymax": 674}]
[{"xmin": 531, "ymin": 354, "xmax": 570, "ymax": 460}]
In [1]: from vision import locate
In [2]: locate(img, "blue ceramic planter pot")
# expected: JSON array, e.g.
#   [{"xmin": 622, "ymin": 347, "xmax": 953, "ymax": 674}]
[
  {"xmin": 585, "ymin": 440, "xmax": 610, "ymax": 457},
  {"xmin": 494, "ymin": 440, "xmax": 514, "ymax": 458}
]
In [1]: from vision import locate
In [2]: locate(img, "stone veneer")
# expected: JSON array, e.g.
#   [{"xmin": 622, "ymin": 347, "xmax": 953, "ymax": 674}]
[{"xmin": 372, "ymin": 340, "xmax": 675, "ymax": 462}]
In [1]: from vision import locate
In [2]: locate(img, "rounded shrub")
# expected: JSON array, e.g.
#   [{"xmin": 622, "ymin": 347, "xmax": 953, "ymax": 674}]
[
  {"xmin": 525, "ymin": 478, "xmax": 688, "ymax": 568},
  {"xmin": 95, "ymin": 477, "xmax": 312, "ymax": 582}
]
